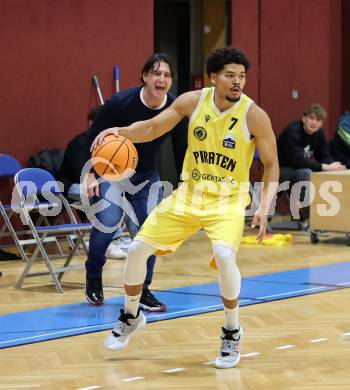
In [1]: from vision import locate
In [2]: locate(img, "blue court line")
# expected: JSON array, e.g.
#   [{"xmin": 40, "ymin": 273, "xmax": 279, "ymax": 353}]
[
  {"xmin": 247, "ymin": 261, "xmax": 350, "ymax": 286},
  {"xmin": 0, "ymin": 261, "xmax": 349, "ymax": 349}
]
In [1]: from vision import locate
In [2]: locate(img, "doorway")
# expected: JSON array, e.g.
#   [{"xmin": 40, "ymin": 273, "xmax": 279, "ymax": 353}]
[{"xmin": 154, "ymin": 0, "xmax": 231, "ymax": 185}]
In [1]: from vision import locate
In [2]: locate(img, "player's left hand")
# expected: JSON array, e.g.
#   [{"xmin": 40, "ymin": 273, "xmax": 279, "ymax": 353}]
[{"xmin": 251, "ymin": 210, "xmax": 268, "ymax": 243}]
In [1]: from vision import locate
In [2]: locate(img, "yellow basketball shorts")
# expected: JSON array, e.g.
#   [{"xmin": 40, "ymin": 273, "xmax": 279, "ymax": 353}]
[{"xmin": 135, "ymin": 185, "xmax": 249, "ymax": 254}]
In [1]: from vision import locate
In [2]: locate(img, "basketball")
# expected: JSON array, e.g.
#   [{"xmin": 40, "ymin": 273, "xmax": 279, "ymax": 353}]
[{"xmin": 92, "ymin": 134, "xmax": 138, "ymax": 181}]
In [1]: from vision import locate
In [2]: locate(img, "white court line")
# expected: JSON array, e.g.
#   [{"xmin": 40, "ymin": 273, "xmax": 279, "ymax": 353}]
[
  {"xmin": 0, "ymin": 323, "xmax": 111, "ymax": 346},
  {"xmin": 241, "ymin": 352, "xmax": 261, "ymax": 357},
  {"xmin": 258, "ymin": 286, "xmax": 327, "ymax": 300},
  {"xmin": 77, "ymin": 386, "xmax": 101, "ymax": 390},
  {"xmin": 203, "ymin": 360, "xmax": 215, "ymax": 365},
  {"xmin": 342, "ymin": 332, "xmax": 350, "ymax": 336},
  {"xmin": 240, "ymin": 299, "xmax": 251, "ymax": 304},
  {"xmin": 276, "ymin": 344, "xmax": 295, "ymax": 350},
  {"xmin": 310, "ymin": 338, "xmax": 328, "ymax": 343},
  {"xmin": 148, "ymin": 304, "xmax": 223, "ymax": 320},
  {"xmin": 122, "ymin": 377, "xmax": 144, "ymax": 382},
  {"xmin": 0, "ymin": 386, "xmax": 40, "ymax": 389},
  {"xmin": 163, "ymin": 368, "xmax": 185, "ymax": 373},
  {"xmin": 148, "ymin": 300, "xmax": 251, "ymax": 320}
]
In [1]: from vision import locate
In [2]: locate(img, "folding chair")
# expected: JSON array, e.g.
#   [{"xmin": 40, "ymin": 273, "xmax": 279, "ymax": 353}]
[
  {"xmin": 0, "ymin": 154, "xmax": 63, "ymax": 262},
  {"xmin": 13, "ymin": 168, "xmax": 92, "ymax": 292},
  {"xmin": 0, "ymin": 153, "xmax": 22, "ymax": 179},
  {"xmin": 0, "ymin": 154, "xmax": 26, "ymax": 259}
]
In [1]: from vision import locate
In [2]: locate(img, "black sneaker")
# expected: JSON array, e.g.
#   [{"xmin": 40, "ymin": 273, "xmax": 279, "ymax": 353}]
[
  {"xmin": 0, "ymin": 249, "xmax": 20, "ymax": 261},
  {"xmin": 139, "ymin": 288, "xmax": 166, "ymax": 312},
  {"xmin": 85, "ymin": 276, "xmax": 104, "ymax": 305}
]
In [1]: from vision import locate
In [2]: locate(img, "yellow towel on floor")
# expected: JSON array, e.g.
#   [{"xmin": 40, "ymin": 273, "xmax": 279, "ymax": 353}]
[
  {"xmin": 209, "ymin": 234, "xmax": 292, "ymax": 269},
  {"xmin": 241, "ymin": 233, "xmax": 292, "ymax": 246}
]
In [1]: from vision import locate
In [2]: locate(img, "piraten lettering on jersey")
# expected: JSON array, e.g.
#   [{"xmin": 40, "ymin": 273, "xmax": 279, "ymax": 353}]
[{"xmin": 193, "ymin": 151, "xmax": 236, "ymax": 172}]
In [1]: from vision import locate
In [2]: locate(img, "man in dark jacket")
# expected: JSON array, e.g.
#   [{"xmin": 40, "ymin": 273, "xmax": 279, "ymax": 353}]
[
  {"xmin": 278, "ymin": 103, "xmax": 345, "ymax": 220},
  {"xmin": 59, "ymin": 107, "xmax": 129, "ymax": 260},
  {"xmin": 83, "ymin": 53, "xmax": 188, "ymax": 311},
  {"xmin": 329, "ymin": 111, "xmax": 350, "ymax": 169}
]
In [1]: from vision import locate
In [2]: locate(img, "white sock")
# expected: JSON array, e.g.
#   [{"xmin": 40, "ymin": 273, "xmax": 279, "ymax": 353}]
[
  {"xmin": 125, "ymin": 292, "xmax": 142, "ymax": 317},
  {"xmin": 224, "ymin": 306, "xmax": 239, "ymax": 330}
]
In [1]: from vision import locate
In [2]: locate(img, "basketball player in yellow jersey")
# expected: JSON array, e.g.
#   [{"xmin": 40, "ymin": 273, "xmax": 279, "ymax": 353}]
[{"xmin": 92, "ymin": 47, "xmax": 279, "ymax": 369}]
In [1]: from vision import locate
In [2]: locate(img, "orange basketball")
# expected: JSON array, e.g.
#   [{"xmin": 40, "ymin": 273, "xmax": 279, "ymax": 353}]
[{"xmin": 92, "ymin": 134, "xmax": 138, "ymax": 181}]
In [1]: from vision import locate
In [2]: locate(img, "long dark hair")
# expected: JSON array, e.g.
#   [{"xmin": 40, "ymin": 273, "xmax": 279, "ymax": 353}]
[{"xmin": 140, "ymin": 53, "xmax": 176, "ymax": 83}]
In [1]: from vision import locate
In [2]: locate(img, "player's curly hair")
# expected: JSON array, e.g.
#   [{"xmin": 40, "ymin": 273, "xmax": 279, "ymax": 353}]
[{"xmin": 206, "ymin": 47, "xmax": 250, "ymax": 77}]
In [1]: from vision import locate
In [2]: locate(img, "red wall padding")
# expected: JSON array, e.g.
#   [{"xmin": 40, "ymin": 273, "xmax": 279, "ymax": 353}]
[
  {"xmin": 232, "ymin": 0, "xmax": 342, "ymax": 138},
  {"xmin": 342, "ymin": 0, "xmax": 350, "ymax": 112},
  {"xmin": 231, "ymin": 0, "xmax": 260, "ymax": 102},
  {"xmin": 0, "ymin": 0, "xmax": 153, "ymax": 167}
]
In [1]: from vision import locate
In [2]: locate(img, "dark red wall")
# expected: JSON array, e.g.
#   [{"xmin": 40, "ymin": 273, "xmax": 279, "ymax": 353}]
[
  {"xmin": 231, "ymin": 0, "xmax": 260, "ymax": 102},
  {"xmin": 232, "ymin": 0, "xmax": 342, "ymax": 138},
  {"xmin": 1, "ymin": 0, "xmax": 346, "ymax": 169},
  {"xmin": 0, "ymin": 0, "xmax": 153, "ymax": 168},
  {"xmin": 342, "ymin": 0, "xmax": 350, "ymax": 112}
]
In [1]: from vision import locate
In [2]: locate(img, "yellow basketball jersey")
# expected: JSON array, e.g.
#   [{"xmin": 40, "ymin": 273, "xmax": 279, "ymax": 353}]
[{"xmin": 182, "ymin": 87, "xmax": 256, "ymax": 195}]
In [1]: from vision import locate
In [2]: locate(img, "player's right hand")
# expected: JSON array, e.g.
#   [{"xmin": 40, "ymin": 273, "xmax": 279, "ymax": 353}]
[
  {"xmin": 322, "ymin": 161, "xmax": 346, "ymax": 171},
  {"xmin": 90, "ymin": 127, "xmax": 119, "ymax": 151},
  {"xmin": 82, "ymin": 172, "xmax": 99, "ymax": 198},
  {"xmin": 251, "ymin": 209, "xmax": 268, "ymax": 244}
]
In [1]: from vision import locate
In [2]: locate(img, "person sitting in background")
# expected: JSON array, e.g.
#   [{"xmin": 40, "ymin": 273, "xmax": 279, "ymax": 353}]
[
  {"xmin": 58, "ymin": 107, "xmax": 128, "ymax": 259},
  {"xmin": 0, "ymin": 247, "xmax": 20, "ymax": 278},
  {"xmin": 329, "ymin": 111, "xmax": 350, "ymax": 169},
  {"xmin": 59, "ymin": 107, "xmax": 100, "ymax": 202},
  {"xmin": 277, "ymin": 103, "xmax": 346, "ymax": 221},
  {"xmin": 0, "ymin": 247, "xmax": 20, "ymax": 261}
]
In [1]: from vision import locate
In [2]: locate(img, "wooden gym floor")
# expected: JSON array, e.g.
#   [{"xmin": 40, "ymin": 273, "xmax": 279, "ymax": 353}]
[{"xmin": 0, "ymin": 227, "xmax": 349, "ymax": 389}]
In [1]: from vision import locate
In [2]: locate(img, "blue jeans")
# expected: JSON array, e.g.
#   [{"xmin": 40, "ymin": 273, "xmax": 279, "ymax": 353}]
[
  {"xmin": 279, "ymin": 166, "xmax": 312, "ymax": 219},
  {"xmin": 68, "ymin": 183, "xmax": 124, "ymax": 239},
  {"xmin": 85, "ymin": 170, "xmax": 163, "ymax": 287}
]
